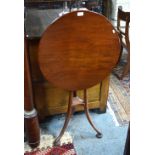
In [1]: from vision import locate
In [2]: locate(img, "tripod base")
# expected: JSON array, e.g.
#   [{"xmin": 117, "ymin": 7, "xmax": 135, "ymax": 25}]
[{"xmin": 53, "ymin": 90, "xmax": 102, "ymax": 145}]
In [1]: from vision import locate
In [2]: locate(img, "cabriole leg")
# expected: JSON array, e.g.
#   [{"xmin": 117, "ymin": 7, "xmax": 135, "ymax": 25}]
[
  {"xmin": 83, "ymin": 89, "xmax": 103, "ymax": 138},
  {"xmin": 54, "ymin": 91, "xmax": 73, "ymax": 145}
]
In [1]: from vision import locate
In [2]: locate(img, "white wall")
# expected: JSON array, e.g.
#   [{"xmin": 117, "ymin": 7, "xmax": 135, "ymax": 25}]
[{"xmin": 111, "ymin": 0, "xmax": 130, "ymax": 20}]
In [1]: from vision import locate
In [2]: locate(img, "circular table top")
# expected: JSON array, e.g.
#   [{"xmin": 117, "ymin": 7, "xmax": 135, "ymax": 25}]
[{"xmin": 38, "ymin": 10, "xmax": 120, "ymax": 91}]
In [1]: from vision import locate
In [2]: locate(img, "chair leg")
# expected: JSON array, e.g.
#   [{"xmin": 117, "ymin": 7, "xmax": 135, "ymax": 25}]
[
  {"xmin": 120, "ymin": 51, "xmax": 130, "ymax": 80},
  {"xmin": 54, "ymin": 91, "xmax": 73, "ymax": 145},
  {"xmin": 117, "ymin": 45, "xmax": 123, "ymax": 65},
  {"xmin": 120, "ymin": 61, "xmax": 130, "ymax": 79},
  {"xmin": 83, "ymin": 89, "xmax": 103, "ymax": 138}
]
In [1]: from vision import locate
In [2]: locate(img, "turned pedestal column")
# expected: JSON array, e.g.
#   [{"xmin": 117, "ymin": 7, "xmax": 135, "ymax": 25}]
[{"xmin": 24, "ymin": 38, "xmax": 40, "ymax": 148}]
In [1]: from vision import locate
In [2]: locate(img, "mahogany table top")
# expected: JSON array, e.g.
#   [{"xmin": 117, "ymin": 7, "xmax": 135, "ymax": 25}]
[{"xmin": 38, "ymin": 10, "xmax": 120, "ymax": 90}]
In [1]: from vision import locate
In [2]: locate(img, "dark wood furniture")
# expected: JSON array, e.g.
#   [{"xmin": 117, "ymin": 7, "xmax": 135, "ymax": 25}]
[
  {"xmin": 116, "ymin": 7, "xmax": 130, "ymax": 79},
  {"xmin": 24, "ymin": 38, "xmax": 40, "ymax": 148},
  {"xmin": 24, "ymin": 0, "xmax": 110, "ymax": 17},
  {"xmin": 25, "ymin": 8, "xmax": 110, "ymax": 120},
  {"xmin": 38, "ymin": 10, "xmax": 120, "ymax": 145},
  {"xmin": 124, "ymin": 123, "xmax": 130, "ymax": 155}
]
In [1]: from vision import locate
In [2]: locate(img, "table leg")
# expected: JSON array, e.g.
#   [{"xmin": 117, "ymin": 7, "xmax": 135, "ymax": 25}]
[
  {"xmin": 54, "ymin": 89, "xmax": 103, "ymax": 145},
  {"xmin": 83, "ymin": 89, "xmax": 103, "ymax": 138},
  {"xmin": 54, "ymin": 91, "xmax": 73, "ymax": 145}
]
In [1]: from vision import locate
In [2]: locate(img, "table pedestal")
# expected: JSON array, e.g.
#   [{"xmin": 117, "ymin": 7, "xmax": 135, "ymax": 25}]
[{"xmin": 54, "ymin": 89, "xmax": 102, "ymax": 145}]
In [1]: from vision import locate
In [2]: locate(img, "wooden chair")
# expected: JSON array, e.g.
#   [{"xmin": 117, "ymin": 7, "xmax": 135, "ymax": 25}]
[{"xmin": 116, "ymin": 7, "xmax": 130, "ymax": 79}]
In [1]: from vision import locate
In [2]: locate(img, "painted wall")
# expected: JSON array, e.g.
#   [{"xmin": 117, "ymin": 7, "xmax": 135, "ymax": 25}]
[{"xmin": 111, "ymin": 0, "xmax": 130, "ymax": 20}]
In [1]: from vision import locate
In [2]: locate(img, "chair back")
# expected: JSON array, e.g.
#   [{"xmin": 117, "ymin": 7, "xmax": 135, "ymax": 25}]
[{"xmin": 117, "ymin": 7, "xmax": 130, "ymax": 49}]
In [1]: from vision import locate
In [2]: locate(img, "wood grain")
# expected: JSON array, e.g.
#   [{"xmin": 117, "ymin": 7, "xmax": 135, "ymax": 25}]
[
  {"xmin": 24, "ymin": 38, "xmax": 40, "ymax": 148},
  {"xmin": 24, "ymin": 38, "xmax": 34, "ymax": 111},
  {"xmin": 38, "ymin": 10, "xmax": 120, "ymax": 90}
]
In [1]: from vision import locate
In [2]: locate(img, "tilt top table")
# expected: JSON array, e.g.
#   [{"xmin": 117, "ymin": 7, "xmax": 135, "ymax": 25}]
[{"xmin": 38, "ymin": 10, "xmax": 120, "ymax": 145}]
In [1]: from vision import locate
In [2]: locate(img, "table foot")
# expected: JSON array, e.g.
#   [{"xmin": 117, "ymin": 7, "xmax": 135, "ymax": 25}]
[
  {"xmin": 53, "ymin": 140, "xmax": 61, "ymax": 146},
  {"xmin": 96, "ymin": 133, "xmax": 103, "ymax": 138}
]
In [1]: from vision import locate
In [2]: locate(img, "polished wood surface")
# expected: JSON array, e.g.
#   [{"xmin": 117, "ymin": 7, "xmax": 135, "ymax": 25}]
[
  {"xmin": 25, "ymin": 9, "xmax": 111, "ymax": 119},
  {"xmin": 24, "ymin": 7, "xmax": 114, "ymax": 147},
  {"xmin": 24, "ymin": 115, "xmax": 40, "ymax": 148},
  {"xmin": 33, "ymin": 80, "xmax": 108, "ymax": 119},
  {"xmin": 39, "ymin": 10, "xmax": 120, "ymax": 91},
  {"xmin": 24, "ymin": 38, "xmax": 40, "ymax": 148},
  {"xmin": 26, "ymin": 31, "xmax": 110, "ymax": 120},
  {"xmin": 38, "ymin": 10, "xmax": 120, "ymax": 145},
  {"xmin": 24, "ymin": 39, "xmax": 34, "ymax": 111}
]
